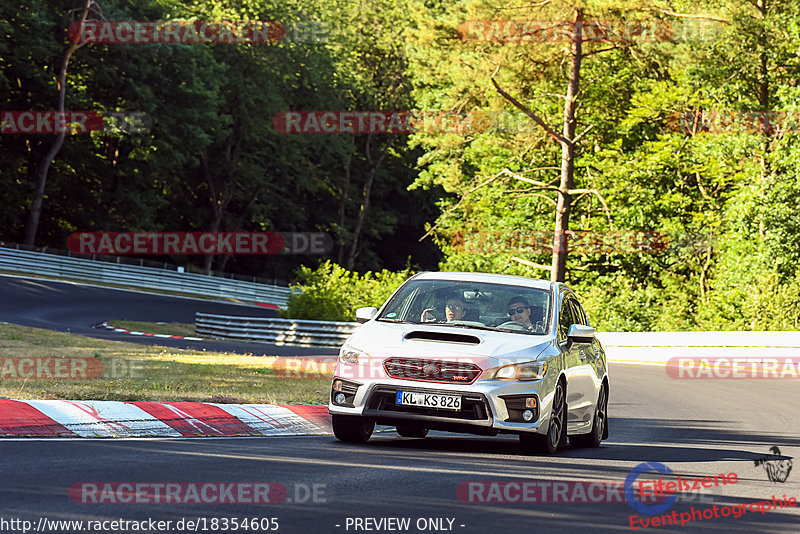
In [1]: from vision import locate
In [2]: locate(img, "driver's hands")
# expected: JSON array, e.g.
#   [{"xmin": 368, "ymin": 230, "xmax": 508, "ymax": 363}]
[{"xmin": 421, "ymin": 308, "xmax": 437, "ymax": 322}]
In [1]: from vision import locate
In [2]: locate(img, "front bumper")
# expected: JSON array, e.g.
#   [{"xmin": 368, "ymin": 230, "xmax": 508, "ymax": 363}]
[{"xmin": 328, "ymin": 375, "xmax": 556, "ymax": 436}]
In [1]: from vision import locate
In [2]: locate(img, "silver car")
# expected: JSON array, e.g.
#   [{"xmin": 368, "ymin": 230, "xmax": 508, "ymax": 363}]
[{"xmin": 327, "ymin": 272, "xmax": 609, "ymax": 454}]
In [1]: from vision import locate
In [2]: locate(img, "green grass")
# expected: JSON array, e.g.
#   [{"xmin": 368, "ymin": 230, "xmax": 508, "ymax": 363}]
[{"xmin": 0, "ymin": 323, "xmax": 331, "ymax": 404}]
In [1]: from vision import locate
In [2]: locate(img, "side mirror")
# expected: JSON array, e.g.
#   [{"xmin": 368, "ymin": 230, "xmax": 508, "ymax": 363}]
[
  {"xmin": 567, "ymin": 324, "xmax": 595, "ymax": 343},
  {"xmin": 355, "ymin": 306, "xmax": 378, "ymax": 324}
]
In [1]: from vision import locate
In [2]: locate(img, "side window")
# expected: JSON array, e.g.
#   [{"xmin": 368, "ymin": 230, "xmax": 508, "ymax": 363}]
[
  {"xmin": 569, "ymin": 299, "xmax": 588, "ymax": 326},
  {"xmin": 557, "ymin": 297, "xmax": 576, "ymax": 340}
]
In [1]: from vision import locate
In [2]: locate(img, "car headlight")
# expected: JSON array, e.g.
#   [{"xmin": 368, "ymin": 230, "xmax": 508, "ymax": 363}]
[
  {"xmin": 495, "ymin": 361, "xmax": 548, "ymax": 381},
  {"xmin": 339, "ymin": 347, "xmax": 369, "ymax": 365}
]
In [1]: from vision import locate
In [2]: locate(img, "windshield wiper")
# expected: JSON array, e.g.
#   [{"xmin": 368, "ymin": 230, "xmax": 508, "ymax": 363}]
[
  {"xmin": 436, "ymin": 323, "xmax": 539, "ymax": 334},
  {"xmin": 377, "ymin": 318, "xmax": 417, "ymax": 324},
  {"xmin": 435, "ymin": 324, "xmax": 504, "ymax": 332}
]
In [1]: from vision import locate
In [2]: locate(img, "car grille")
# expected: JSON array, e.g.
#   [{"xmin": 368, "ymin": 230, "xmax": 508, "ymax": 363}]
[
  {"xmin": 367, "ymin": 386, "xmax": 491, "ymax": 421},
  {"xmin": 382, "ymin": 357, "xmax": 482, "ymax": 384}
]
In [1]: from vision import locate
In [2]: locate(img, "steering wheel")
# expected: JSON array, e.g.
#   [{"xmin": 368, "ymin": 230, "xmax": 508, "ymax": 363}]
[{"xmin": 496, "ymin": 321, "xmax": 529, "ymax": 332}]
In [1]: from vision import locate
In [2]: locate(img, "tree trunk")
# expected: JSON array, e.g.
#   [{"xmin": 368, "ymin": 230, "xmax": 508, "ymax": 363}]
[
  {"xmin": 215, "ymin": 188, "xmax": 260, "ymax": 273},
  {"xmin": 346, "ymin": 168, "xmax": 376, "ymax": 270},
  {"xmin": 550, "ymin": 8, "xmax": 583, "ymax": 282},
  {"xmin": 336, "ymin": 151, "xmax": 352, "ymax": 265},
  {"xmin": 346, "ymin": 137, "xmax": 388, "ymax": 270},
  {"xmin": 23, "ymin": 0, "xmax": 93, "ymax": 247},
  {"xmin": 201, "ymin": 150, "xmax": 227, "ymax": 275}
]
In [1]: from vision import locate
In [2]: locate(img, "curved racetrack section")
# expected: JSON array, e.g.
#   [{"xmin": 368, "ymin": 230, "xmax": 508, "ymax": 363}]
[{"xmin": 0, "ymin": 274, "xmax": 336, "ymax": 356}]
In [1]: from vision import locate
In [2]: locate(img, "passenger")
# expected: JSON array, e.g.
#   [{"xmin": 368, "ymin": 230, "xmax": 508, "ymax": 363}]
[
  {"xmin": 422, "ymin": 295, "xmax": 467, "ymax": 323},
  {"xmin": 507, "ymin": 296, "xmax": 535, "ymax": 331}
]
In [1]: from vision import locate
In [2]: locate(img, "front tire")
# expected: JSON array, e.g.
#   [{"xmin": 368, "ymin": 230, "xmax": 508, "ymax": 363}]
[
  {"xmin": 520, "ymin": 379, "xmax": 566, "ymax": 455},
  {"xmin": 570, "ymin": 385, "xmax": 607, "ymax": 448},
  {"xmin": 396, "ymin": 424, "xmax": 429, "ymax": 438},
  {"xmin": 332, "ymin": 414, "xmax": 374, "ymax": 443}
]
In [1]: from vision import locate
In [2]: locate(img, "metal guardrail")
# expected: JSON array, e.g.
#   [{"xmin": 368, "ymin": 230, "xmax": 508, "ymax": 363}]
[
  {"xmin": 195, "ymin": 313, "xmax": 800, "ymax": 359},
  {"xmin": 0, "ymin": 246, "xmax": 292, "ymax": 307},
  {"xmin": 597, "ymin": 331, "xmax": 800, "ymax": 362},
  {"xmin": 195, "ymin": 313, "xmax": 357, "ymax": 348}
]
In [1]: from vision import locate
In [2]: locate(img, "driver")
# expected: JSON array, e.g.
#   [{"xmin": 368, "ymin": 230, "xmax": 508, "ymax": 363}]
[
  {"xmin": 422, "ymin": 295, "xmax": 467, "ymax": 323},
  {"xmin": 507, "ymin": 296, "xmax": 535, "ymax": 331}
]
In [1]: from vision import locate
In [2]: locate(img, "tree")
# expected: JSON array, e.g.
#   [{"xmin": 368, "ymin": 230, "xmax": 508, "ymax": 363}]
[{"xmin": 22, "ymin": 0, "xmax": 101, "ymax": 247}]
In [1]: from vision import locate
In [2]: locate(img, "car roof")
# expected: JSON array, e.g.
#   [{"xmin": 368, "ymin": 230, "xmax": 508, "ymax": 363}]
[{"xmin": 411, "ymin": 271, "xmax": 554, "ymax": 291}]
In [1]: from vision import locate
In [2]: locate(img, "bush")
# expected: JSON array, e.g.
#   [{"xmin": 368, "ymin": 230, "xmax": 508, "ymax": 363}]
[{"xmin": 282, "ymin": 261, "xmax": 414, "ymax": 321}]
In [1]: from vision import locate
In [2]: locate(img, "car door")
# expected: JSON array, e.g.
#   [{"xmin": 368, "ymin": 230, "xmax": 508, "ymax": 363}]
[
  {"xmin": 572, "ymin": 297, "xmax": 606, "ymax": 407},
  {"xmin": 557, "ymin": 293, "xmax": 587, "ymax": 431},
  {"xmin": 558, "ymin": 294, "xmax": 596, "ymax": 433}
]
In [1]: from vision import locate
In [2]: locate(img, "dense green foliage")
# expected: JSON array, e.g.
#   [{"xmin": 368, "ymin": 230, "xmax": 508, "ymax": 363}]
[
  {"xmin": 400, "ymin": 0, "xmax": 800, "ymax": 331},
  {"xmin": 282, "ymin": 260, "xmax": 412, "ymax": 321},
  {"xmin": 0, "ymin": 0, "xmax": 442, "ymax": 280},
  {"xmin": 2, "ymin": 0, "xmax": 799, "ymax": 330}
]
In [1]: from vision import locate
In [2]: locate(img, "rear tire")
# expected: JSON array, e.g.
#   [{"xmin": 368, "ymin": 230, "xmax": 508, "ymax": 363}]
[
  {"xmin": 520, "ymin": 379, "xmax": 566, "ymax": 455},
  {"xmin": 570, "ymin": 386, "xmax": 607, "ymax": 448},
  {"xmin": 332, "ymin": 414, "xmax": 374, "ymax": 443},
  {"xmin": 396, "ymin": 425, "xmax": 429, "ymax": 438}
]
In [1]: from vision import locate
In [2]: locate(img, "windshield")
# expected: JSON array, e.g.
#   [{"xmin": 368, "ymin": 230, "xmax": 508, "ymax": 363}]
[{"xmin": 377, "ymin": 279, "xmax": 551, "ymax": 335}]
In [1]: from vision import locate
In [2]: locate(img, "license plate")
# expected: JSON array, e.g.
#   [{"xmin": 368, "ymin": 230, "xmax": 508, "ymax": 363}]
[{"xmin": 395, "ymin": 391, "xmax": 461, "ymax": 411}]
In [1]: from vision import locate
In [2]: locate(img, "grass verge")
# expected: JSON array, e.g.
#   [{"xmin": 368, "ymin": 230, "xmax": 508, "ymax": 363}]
[{"xmin": 0, "ymin": 323, "xmax": 330, "ymax": 404}]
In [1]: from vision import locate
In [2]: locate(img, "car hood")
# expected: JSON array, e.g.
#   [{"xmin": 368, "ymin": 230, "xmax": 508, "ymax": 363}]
[{"xmin": 345, "ymin": 320, "xmax": 554, "ymax": 369}]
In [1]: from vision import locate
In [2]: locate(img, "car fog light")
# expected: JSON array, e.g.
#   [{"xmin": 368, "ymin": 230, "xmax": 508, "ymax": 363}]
[
  {"xmin": 522, "ymin": 409, "xmax": 534, "ymax": 422},
  {"xmin": 334, "ymin": 393, "xmax": 347, "ymax": 405},
  {"xmin": 333, "ymin": 380, "xmax": 343, "ymax": 392}
]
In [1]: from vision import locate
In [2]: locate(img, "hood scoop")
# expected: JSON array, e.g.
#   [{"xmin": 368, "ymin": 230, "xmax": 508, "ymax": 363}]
[{"xmin": 404, "ymin": 330, "xmax": 481, "ymax": 345}]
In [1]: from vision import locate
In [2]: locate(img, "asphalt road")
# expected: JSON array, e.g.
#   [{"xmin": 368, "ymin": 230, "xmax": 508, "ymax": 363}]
[
  {"xmin": 1, "ymin": 364, "xmax": 798, "ymax": 534},
  {"xmin": 0, "ymin": 274, "xmax": 336, "ymax": 356}
]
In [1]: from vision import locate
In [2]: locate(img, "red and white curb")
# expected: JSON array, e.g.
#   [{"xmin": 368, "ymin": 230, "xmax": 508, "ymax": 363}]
[
  {"xmin": 0, "ymin": 399, "xmax": 331, "ymax": 438},
  {"xmin": 95, "ymin": 322, "xmax": 208, "ymax": 341}
]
